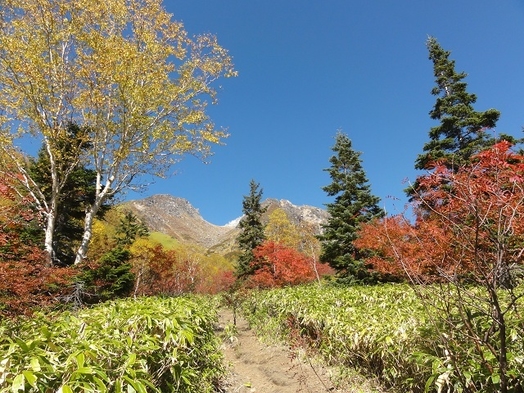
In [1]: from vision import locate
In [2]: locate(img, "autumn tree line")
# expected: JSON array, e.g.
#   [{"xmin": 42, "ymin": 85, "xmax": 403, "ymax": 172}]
[
  {"xmin": 0, "ymin": 0, "xmax": 328, "ymax": 316},
  {"xmin": 1, "ymin": 0, "xmax": 524, "ymax": 384},
  {"xmin": 0, "ymin": 0, "xmax": 340, "ymax": 320},
  {"xmin": 0, "ymin": 0, "xmax": 238, "ymax": 315},
  {"xmin": 0, "ymin": 1, "xmax": 523, "ymax": 388},
  {"xmin": 0, "ymin": 0, "xmax": 521, "ymax": 302},
  {"xmin": 232, "ymin": 37, "xmax": 524, "ymax": 391}
]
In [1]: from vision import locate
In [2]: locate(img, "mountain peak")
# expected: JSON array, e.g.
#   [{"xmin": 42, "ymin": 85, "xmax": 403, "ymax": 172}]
[
  {"xmin": 122, "ymin": 194, "xmax": 328, "ymax": 253},
  {"xmin": 262, "ymin": 198, "xmax": 328, "ymax": 228},
  {"xmin": 125, "ymin": 194, "xmax": 233, "ymax": 248},
  {"xmin": 133, "ymin": 194, "xmax": 202, "ymax": 220}
]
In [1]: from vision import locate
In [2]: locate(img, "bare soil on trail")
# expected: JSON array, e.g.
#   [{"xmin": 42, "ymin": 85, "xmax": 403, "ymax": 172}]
[{"xmin": 216, "ymin": 308, "xmax": 385, "ymax": 393}]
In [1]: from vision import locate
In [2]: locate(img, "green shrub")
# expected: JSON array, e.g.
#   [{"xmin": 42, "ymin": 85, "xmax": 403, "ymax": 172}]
[
  {"xmin": 76, "ymin": 247, "xmax": 135, "ymax": 303},
  {"xmin": 241, "ymin": 284, "xmax": 524, "ymax": 392}
]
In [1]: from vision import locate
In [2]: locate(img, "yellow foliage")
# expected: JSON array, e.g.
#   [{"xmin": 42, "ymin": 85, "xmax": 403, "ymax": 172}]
[
  {"xmin": 0, "ymin": 0, "xmax": 236, "ymax": 263},
  {"xmin": 88, "ymin": 218, "xmax": 116, "ymax": 260},
  {"xmin": 129, "ymin": 237, "xmax": 157, "ymax": 271},
  {"xmin": 265, "ymin": 208, "xmax": 301, "ymax": 249}
]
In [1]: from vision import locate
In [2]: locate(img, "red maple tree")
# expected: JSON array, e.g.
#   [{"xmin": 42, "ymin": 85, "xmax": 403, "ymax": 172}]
[
  {"xmin": 0, "ymin": 173, "xmax": 75, "ymax": 316},
  {"xmin": 249, "ymin": 241, "xmax": 332, "ymax": 288},
  {"xmin": 358, "ymin": 141, "xmax": 524, "ymax": 285},
  {"xmin": 359, "ymin": 141, "xmax": 524, "ymax": 393}
]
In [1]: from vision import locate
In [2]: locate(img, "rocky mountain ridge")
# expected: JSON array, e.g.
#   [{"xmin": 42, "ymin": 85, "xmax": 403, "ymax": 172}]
[
  {"xmin": 126, "ymin": 195, "xmax": 235, "ymax": 248},
  {"xmin": 123, "ymin": 194, "xmax": 329, "ymax": 253}
]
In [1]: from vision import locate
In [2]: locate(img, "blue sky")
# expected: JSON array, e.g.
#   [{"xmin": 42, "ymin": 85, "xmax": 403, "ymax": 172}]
[{"xmin": 129, "ymin": 1, "xmax": 524, "ymax": 225}]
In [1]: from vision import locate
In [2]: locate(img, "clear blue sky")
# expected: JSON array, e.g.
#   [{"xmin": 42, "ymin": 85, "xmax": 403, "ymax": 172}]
[{"xmin": 129, "ymin": 1, "xmax": 524, "ymax": 225}]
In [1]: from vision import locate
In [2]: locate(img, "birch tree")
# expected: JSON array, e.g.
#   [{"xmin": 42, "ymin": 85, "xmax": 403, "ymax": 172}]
[
  {"xmin": 0, "ymin": 0, "xmax": 236, "ymax": 264},
  {"xmin": 264, "ymin": 208, "xmax": 300, "ymax": 249}
]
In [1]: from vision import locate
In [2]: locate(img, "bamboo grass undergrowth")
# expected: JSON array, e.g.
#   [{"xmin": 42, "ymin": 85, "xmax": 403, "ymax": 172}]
[
  {"xmin": 240, "ymin": 283, "xmax": 524, "ymax": 392},
  {"xmin": 0, "ymin": 296, "xmax": 224, "ymax": 392}
]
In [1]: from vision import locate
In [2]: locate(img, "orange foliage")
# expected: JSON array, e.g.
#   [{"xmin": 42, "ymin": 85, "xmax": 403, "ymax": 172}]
[
  {"xmin": 0, "ymin": 262, "xmax": 75, "ymax": 317},
  {"xmin": 249, "ymin": 241, "xmax": 332, "ymax": 288},
  {"xmin": 417, "ymin": 141, "xmax": 524, "ymax": 281},
  {"xmin": 356, "ymin": 216, "xmax": 449, "ymax": 282},
  {"xmin": 357, "ymin": 141, "xmax": 524, "ymax": 284},
  {"xmin": 133, "ymin": 244, "xmax": 197, "ymax": 296},
  {"xmin": 132, "ymin": 244, "xmax": 235, "ymax": 296}
]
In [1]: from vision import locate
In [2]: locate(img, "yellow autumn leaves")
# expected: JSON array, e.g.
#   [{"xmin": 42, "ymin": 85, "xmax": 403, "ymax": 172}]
[{"xmin": 0, "ymin": 0, "xmax": 236, "ymax": 263}]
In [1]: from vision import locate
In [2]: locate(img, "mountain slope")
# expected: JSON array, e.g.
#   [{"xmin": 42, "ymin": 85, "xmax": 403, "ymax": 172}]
[
  {"xmin": 262, "ymin": 198, "xmax": 329, "ymax": 229},
  {"xmin": 122, "ymin": 194, "xmax": 329, "ymax": 254},
  {"xmin": 123, "ymin": 195, "xmax": 236, "ymax": 248}
]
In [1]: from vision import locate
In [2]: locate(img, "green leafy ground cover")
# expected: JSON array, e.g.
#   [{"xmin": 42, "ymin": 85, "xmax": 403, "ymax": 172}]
[
  {"xmin": 3, "ymin": 285, "xmax": 523, "ymax": 392},
  {"xmin": 0, "ymin": 296, "xmax": 224, "ymax": 392},
  {"xmin": 241, "ymin": 284, "xmax": 437, "ymax": 392},
  {"xmin": 241, "ymin": 284, "xmax": 524, "ymax": 392}
]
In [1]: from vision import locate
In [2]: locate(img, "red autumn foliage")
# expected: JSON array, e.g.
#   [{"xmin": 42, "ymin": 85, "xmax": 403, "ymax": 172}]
[
  {"xmin": 0, "ymin": 173, "xmax": 77, "ymax": 316},
  {"xmin": 0, "ymin": 175, "xmax": 44, "ymax": 263},
  {"xmin": 357, "ymin": 141, "xmax": 524, "ymax": 284},
  {"xmin": 0, "ymin": 262, "xmax": 76, "ymax": 317},
  {"xmin": 356, "ymin": 215, "xmax": 449, "ymax": 282},
  {"xmin": 417, "ymin": 141, "xmax": 524, "ymax": 283},
  {"xmin": 249, "ymin": 241, "xmax": 332, "ymax": 288}
]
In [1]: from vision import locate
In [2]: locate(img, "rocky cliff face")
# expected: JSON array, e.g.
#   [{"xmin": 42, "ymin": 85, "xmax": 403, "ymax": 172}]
[
  {"xmin": 262, "ymin": 198, "xmax": 329, "ymax": 229},
  {"xmin": 122, "ymin": 194, "xmax": 328, "ymax": 253},
  {"xmin": 124, "ymin": 194, "xmax": 236, "ymax": 248}
]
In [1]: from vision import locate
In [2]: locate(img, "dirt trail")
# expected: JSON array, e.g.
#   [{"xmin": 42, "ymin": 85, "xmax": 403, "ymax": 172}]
[{"xmin": 217, "ymin": 308, "xmax": 350, "ymax": 393}]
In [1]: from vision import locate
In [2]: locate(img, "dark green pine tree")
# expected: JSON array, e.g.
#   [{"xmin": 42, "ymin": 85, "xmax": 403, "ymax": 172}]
[
  {"xmin": 115, "ymin": 211, "xmax": 149, "ymax": 247},
  {"xmin": 29, "ymin": 123, "xmax": 112, "ymax": 265},
  {"xmin": 319, "ymin": 132, "xmax": 384, "ymax": 284},
  {"xmin": 415, "ymin": 37, "xmax": 500, "ymax": 171},
  {"xmin": 236, "ymin": 180, "xmax": 267, "ymax": 279}
]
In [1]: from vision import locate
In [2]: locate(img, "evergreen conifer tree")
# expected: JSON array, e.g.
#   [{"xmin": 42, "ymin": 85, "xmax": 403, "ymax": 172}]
[
  {"xmin": 115, "ymin": 211, "xmax": 150, "ymax": 247},
  {"xmin": 29, "ymin": 123, "xmax": 112, "ymax": 265},
  {"xmin": 236, "ymin": 180, "xmax": 267, "ymax": 279},
  {"xmin": 415, "ymin": 37, "xmax": 500, "ymax": 171},
  {"xmin": 319, "ymin": 132, "xmax": 383, "ymax": 283}
]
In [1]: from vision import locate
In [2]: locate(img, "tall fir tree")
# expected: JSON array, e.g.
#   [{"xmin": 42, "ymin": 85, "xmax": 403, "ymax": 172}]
[
  {"xmin": 415, "ymin": 37, "xmax": 500, "ymax": 172},
  {"xmin": 236, "ymin": 180, "xmax": 267, "ymax": 279},
  {"xmin": 319, "ymin": 132, "xmax": 383, "ymax": 283}
]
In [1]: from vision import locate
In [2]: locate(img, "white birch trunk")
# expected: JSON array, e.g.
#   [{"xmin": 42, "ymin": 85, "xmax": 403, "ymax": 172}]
[
  {"xmin": 43, "ymin": 209, "xmax": 56, "ymax": 264},
  {"xmin": 310, "ymin": 245, "xmax": 322, "ymax": 286},
  {"xmin": 74, "ymin": 207, "xmax": 97, "ymax": 264},
  {"xmin": 43, "ymin": 138, "xmax": 60, "ymax": 265},
  {"xmin": 74, "ymin": 175, "xmax": 113, "ymax": 265}
]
